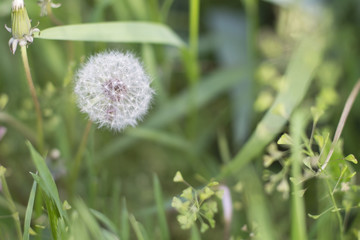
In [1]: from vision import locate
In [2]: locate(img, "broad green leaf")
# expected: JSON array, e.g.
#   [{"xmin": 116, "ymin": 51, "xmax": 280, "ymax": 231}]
[
  {"xmin": 220, "ymin": 35, "xmax": 325, "ymax": 178},
  {"xmin": 34, "ymin": 22, "xmax": 185, "ymax": 48},
  {"xmin": 27, "ymin": 141, "xmax": 67, "ymax": 221},
  {"xmin": 23, "ymin": 181, "xmax": 37, "ymax": 240}
]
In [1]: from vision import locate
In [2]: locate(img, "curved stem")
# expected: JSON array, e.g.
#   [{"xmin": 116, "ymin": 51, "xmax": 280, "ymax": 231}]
[
  {"xmin": 319, "ymin": 79, "xmax": 360, "ymax": 172},
  {"xmin": 20, "ymin": 46, "xmax": 44, "ymax": 154}
]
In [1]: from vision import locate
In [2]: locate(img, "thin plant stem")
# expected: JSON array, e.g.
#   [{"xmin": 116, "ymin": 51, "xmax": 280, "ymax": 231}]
[
  {"xmin": 46, "ymin": 4, "xmax": 63, "ymax": 26},
  {"xmin": 319, "ymin": 79, "xmax": 360, "ymax": 172},
  {"xmin": 188, "ymin": 0, "xmax": 200, "ymax": 84},
  {"xmin": 69, "ymin": 120, "xmax": 93, "ymax": 194},
  {"xmin": 183, "ymin": 0, "xmax": 200, "ymax": 138},
  {"xmin": 0, "ymin": 167, "xmax": 22, "ymax": 240},
  {"xmin": 325, "ymin": 178, "xmax": 344, "ymax": 239},
  {"xmin": 20, "ymin": 46, "xmax": 44, "ymax": 154}
]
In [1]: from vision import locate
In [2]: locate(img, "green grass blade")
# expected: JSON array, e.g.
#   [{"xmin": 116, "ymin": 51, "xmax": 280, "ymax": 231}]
[
  {"xmin": 26, "ymin": 141, "xmax": 67, "ymax": 220},
  {"xmin": 22, "ymin": 181, "xmax": 37, "ymax": 240},
  {"xmin": 75, "ymin": 199, "xmax": 105, "ymax": 240},
  {"xmin": 153, "ymin": 174, "xmax": 170, "ymax": 240},
  {"xmin": 34, "ymin": 22, "xmax": 185, "ymax": 48},
  {"xmin": 129, "ymin": 214, "xmax": 145, "ymax": 240},
  {"xmin": 290, "ymin": 110, "xmax": 308, "ymax": 240},
  {"xmin": 90, "ymin": 209, "xmax": 118, "ymax": 235},
  {"xmin": 243, "ymin": 167, "xmax": 277, "ymax": 240},
  {"xmin": 219, "ymin": 35, "xmax": 325, "ymax": 179},
  {"xmin": 120, "ymin": 199, "xmax": 130, "ymax": 240}
]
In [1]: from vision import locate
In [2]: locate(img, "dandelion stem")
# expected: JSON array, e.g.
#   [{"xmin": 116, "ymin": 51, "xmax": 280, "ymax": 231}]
[
  {"xmin": 69, "ymin": 120, "xmax": 92, "ymax": 194},
  {"xmin": 21, "ymin": 46, "xmax": 44, "ymax": 154},
  {"xmin": 0, "ymin": 167, "xmax": 22, "ymax": 240}
]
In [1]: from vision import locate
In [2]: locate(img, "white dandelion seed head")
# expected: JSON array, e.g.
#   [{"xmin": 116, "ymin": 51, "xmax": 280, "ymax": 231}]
[{"xmin": 74, "ymin": 50, "xmax": 154, "ymax": 131}]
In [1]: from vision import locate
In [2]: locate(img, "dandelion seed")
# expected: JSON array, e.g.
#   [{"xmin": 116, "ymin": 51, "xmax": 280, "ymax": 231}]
[{"xmin": 74, "ymin": 50, "xmax": 154, "ymax": 131}]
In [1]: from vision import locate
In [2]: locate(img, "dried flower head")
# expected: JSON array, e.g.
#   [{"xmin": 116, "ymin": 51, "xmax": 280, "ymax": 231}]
[
  {"xmin": 5, "ymin": 0, "xmax": 40, "ymax": 54},
  {"xmin": 74, "ymin": 51, "xmax": 154, "ymax": 131}
]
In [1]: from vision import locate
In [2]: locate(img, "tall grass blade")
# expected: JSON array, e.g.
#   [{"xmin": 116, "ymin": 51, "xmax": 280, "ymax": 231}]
[
  {"xmin": 243, "ymin": 167, "xmax": 277, "ymax": 240},
  {"xmin": 153, "ymin": 174, "xmax": 170, "ymax": 240},
  {"xmin": 121, "ymin": 199, "xmax": 130, "ymax": 240},
  {"xmin": 91, "ymin": 209, "xmax": 119, "ymax": 235},
  {"xmin": 129, "ymin": 214, "xmax": 146, "ymax": 240},
  {"xmin": 22, "ymin": 181, "xmax": 37, "ymax": 240},
  {"xmin": 74, "ymin": 198, "xmax": 105, "ymax": 240}
]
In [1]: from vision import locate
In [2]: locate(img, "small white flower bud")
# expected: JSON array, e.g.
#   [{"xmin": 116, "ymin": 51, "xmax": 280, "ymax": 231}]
[
  {"xmin": 74, "ymin": 50, "xmax": 154, "ymax": 131},
  {"xmin": 12, "ymin": 0, "xmax": 24, "ymax": 11}
]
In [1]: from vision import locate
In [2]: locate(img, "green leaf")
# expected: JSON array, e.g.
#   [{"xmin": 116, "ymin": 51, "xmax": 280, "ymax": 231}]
[
  {"xmin": 129, "ymin": 214, "xmax": 146, "ymax": 240},
  {"xmin": 277, "ymin": 133, "xmax": 293, "ymax": 145},
  {"xmin": 35, "ymin": 22, "xmax": 185, "ymax": 48},
  {"xmin": 173, "ymin": 171, "xmax": 184, "ymax": 182},
  {"xmin": 344, "ymin": 154, "xmax": 358, "ymax": 164},
  {"xmin": 171, "ymin": 197, "xmax": 183, "ymax": 210},
  {"xmin": 199, "ymin": 187, "xmax": 214, "ymax": 202},
  {"xmin": 181, "ymin": 187, "xmax": 193, "ymax": 200},
  {"xmin": 23, "ymin": 181, "xmax": 37, "ymax": 240},
  {"xmin": 200, "ymin": 223, "xmax": 209, "ymax": 233},
  {"xmin": 120, "ymin": 199, "xmax": 129, "ymax": 240},
  {"xmin": 74, "ymin": 199, "xmax": 105, "ymax": 240},
  {"xmin": 26, "ymin": 141, "xmax": 67, "ymax": 221}
]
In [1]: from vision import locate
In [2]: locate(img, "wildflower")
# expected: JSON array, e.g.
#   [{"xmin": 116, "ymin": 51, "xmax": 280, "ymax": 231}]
[
  {"xmin": 37, "ymin": 0, "xmax": 61, "ymax": 16},
  {"xmin": 74, "ymin": 51, "xmax": 154, "ymax": 131},
  {"xmin": 5, "ymin": 0, "xmax": 40, "ymax": 54}
]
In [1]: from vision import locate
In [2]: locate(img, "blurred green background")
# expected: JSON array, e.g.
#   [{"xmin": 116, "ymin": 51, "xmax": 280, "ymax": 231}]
[{"xmin": 0, "ymin": 0, "xmax": 360, "ymax": 239}]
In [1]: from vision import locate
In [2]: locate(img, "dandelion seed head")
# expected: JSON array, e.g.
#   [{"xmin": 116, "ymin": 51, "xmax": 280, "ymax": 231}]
[{"xmin": 74, "ymin": 50, "xmax": 154, "ymax": 131}]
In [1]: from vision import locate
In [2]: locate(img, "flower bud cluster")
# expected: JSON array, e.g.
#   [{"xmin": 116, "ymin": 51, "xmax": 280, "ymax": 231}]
[{"xmin": 74, "ymin": 51, "xmax": 154, "ymax": 131}]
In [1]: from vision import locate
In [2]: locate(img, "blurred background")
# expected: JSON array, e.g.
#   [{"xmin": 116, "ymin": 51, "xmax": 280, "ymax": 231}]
[{"xmin": 0, "ymin": 0, "xmax": 360, "ymax": 239}]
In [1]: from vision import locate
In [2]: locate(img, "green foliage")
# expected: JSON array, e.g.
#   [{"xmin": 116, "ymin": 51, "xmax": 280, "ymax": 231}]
[
  {"xmin": 171, "ymin": 171, "xmax": 222, "ymax": 233},
  {"xmin": 34, "ymin": 22, "xmax": 185, "ymax": 48},
  {"xmin": 1, "ymin": 0, "xmax": 360, "ymax": 239}
]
